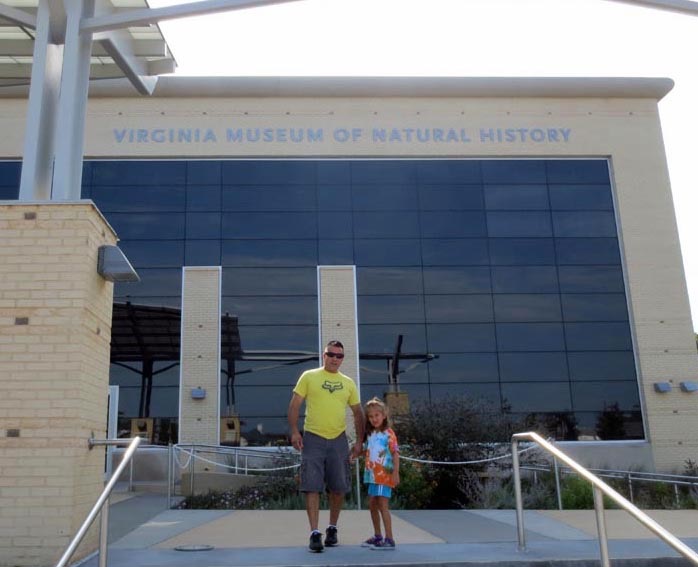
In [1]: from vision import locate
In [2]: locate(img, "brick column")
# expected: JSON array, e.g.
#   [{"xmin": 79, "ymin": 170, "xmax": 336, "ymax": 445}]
[
  {"xmin": 178, "ymin": 267, "xmax": 221, "ymax": 445},
  {"xmin": 317, "ymin": 266, "xmax": 360, "ymax": 443},
  {"xmin": 0, "ymin": 202, "xmax": 117, "ymax": 567}
]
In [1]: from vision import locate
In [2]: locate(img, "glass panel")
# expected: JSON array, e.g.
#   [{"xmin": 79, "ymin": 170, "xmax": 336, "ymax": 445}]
[
  {"xmin": 92, "ymin": 161, "xmax": 186, "ymax": 186},
  {"xmin": 222, "ymin": 240, "xmax": 317, "ymax": 267},
  {"xmin": 552, "ymin": 211, "xmax": 618, "ymax": 237},
  {"xmin": 222, "ymin": 296, "xmax": 316, "ymax": 325},
  {"xmin": 421, "ymin": 211, "xmax": 487, "ymax": 237},
  {"xmin": 568, "ymin": 351, "xmax": 637, "ymax": 381},
  {"xmin": 492, "ymin": 266, "xmax": 559, "ymax": 293},
  {"xmin": 222, "ymin": 268, "xmax": 316, "ymax": 296},
  {"xmin": 430, "ymin": 383, "xmax": 501, "ymax": 405},
  {"xmin": 481, "ymin": 160, "xmax": 546, "ymax": 183},
  {"xmin": 359, "ymin": 358, "xmax": 428, "ymax": 385},
  {"xmin": 317, "ymin": 161, "xmax": 351, "ymax": 185},
  {"xmin": 317, "ymin": 185, "xmax": 351, "ymax": 210},
  {"xmin": 574, "ymin": 411, "xmax": 644, "ymax": 440},
  {"xmin": 565, "ymin": 322, "xmax": 633, "ymax": 351},
  {"xmin": 501, "ymin": 382, "xmax": 572, "ymax": 412},
  {"xmin": 416, "ymin": 160, "xmax": 481, "ymax": 184},
  {"xmin": 0, "ymin": 161, "xmax": 21, "ymax": 186},
  {"xmin": 113, "ymin": 268, "xmax": 182, "ymax": 297},
  {"xmin": 186, "ymin": 161, "xmax": 221, "ymax": 185},
  {"xmin": 555, "ymin": 238, "xmax": 621, "ymax": 265},
  {"xmin": 427, "ymin": 353, "xmax": 499, "ymax": 383},
  {"xmin": 426, "ymin": 323, "xmax": 496, "ymax": 352},
  {"xmin": 318, "ymin": 212, "xmax": 353, "ymax": 238},
  {"xmin": 418, "ymin": 185, "xmax": 484, "ymax": 210},
  {"xmin": 484, "ymin": 185, "xmax": 549, "ymax": 210},
  {"xmin": 221, "ymin": 212, "xmax": 317, "ymax": 239},
  {"xmin": 359, "ymin": 324, "xmax": 427, "ymax": 353},
  {"xmin": 493, "ymin": 294, "xmax": 562, "ymax": 322},
  {"xmin": 499, "ymin": 352, "xmax": 569, "ymax": 382},
  {"xmin": 358, "ymin": 295, "xmax": 426, "ymax": 324},
  {"xmin": 353, "ymin": 211, "xmax": 420, "ymax": 238},
  {"xmin": 234, "ymin": 360, "xmax": 317, "ymax": 386},
  {"xmin": 106, "ymin": 213, "xmax": 185, "ymax": 239},
  {"xmin": 222, "ymin": 160, "xmax": 315, "ymax": 185},
  {"xmin": 357, "ymin": 267, "xmax": 423, "ymax": 295},
  {"xmin": 487, "ymin": 211, "xmax": 552, "ymax": 237},
  {"xmin": 558, "ymin": 266, "xmax": 625, "ymax": 293},
  {"xmin": 91, "ymin": 186, "xmax": 186, "ymax": 212},
  {"xmin": 424, "ymin": 295, "xmax": 493, "ymax": 323},
  {"xmin": 185, "ymin": 240, "xmax": 221, "ymax": 266},
  {"xmin": 119, "ymin": 240, "xmax": 184, "ymax": 268},
  {"xmin": 186, "ymin": 212, "xmax": 221, "ymax": 239},
  {"xmin": 355, "ymin": 239, "xmax": 421, "ymax": 266},
  {"xmin": 421, "ymin": 239, "xmax": 489, "ymax": 266},
  {"xmin": 549, "ymin": 184, "xmax": 613, "ymax": 210},
  {"xmin": 571, "ymin": 381, "xmax": 642, "ymax": 412},
  {"xmin": 238, "ymin": 325, "xmax": 317, "ymax": 350},
  {"xmin": 319, "ymin": 239, "xmax": 354, "ymax": 264},
  {"xmin": 187, "ymin": 185, "xmax": 221, "ymax": 211},
  {"xmin": 546, "ymin": 159, "xmax": 610, "ymax": 184},
  {"xmin": 423, "ymin": 267, "xmax": 491, "ymax": 294},
  {"xmin": 0, "ymin": 186, "xmax": 19, "ymax": 199},
  {"xmin": 561, "ymin": 293, "xmax": 629, "ymax": 321},
  {"xmin": 489, "ymin": 238, "xmax": 556, "ymax": 265},
  {"xmin": 351, "ymin": 161, "xmax": 416, "ymax": 184},
  {"xmin": 352, "ymin": 184, "xmax": 418, "ymax": 210},
  {"xmin": 222, "ymin": 185, "xmax": 316, "ymax": 211},
  {"xmin": 496, "ymin": 323, "xmax": 566, "ymax": 351}
]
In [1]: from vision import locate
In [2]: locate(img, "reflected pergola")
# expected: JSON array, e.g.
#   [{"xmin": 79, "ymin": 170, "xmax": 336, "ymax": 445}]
[{"xmin": 110, "ymin": 301, "xmax": 436, "ymax": 418}]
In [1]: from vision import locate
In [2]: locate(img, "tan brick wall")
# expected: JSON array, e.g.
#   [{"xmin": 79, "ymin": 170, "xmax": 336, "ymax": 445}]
[
  {"xmin": 318, "ymin": 266, "xmax": 360, "ymax": 444},
  {"xmin": 179, "ymin": 267, "xmax": 221, "ymax": 446},
  {"xmin": 0, "ymin": 202, "xmax": 117, "ymax": 566}
]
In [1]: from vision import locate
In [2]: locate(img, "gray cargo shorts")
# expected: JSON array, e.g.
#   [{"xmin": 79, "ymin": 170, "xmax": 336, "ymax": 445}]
[{"xmin": 299, "ymin": 431, "xmax": 351, "ymax": 494}]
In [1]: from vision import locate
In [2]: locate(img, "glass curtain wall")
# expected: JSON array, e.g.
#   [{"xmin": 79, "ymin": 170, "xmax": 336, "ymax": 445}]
[{"xmin": 0, "ymin": 158, "xmax": 643, "ymax": 443}]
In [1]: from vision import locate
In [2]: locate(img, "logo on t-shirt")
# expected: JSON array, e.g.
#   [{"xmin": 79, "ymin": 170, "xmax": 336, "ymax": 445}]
[{"xmin": 322, "ymin": 380, "xmax": 344, "ymax": 393}]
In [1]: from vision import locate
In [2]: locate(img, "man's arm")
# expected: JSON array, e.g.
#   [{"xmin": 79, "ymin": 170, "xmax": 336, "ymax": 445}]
[
  {"xmin": 350, "ymin": 403, "xmax": 364, "ymax": 459},
  {"xmin": 287, "ymin": 392, "xmax": 305, "ymax": 451}
]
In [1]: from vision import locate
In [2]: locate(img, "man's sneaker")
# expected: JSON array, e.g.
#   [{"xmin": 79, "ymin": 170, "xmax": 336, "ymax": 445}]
[
  {"xmin": 371, "ymin": 537, "xmax": 396, "ymax": 550},
  {"xmin": 309, "ymin": 531, "xmax": 324, "ymax": 553},
  {"xmin": 325, "ymin": 526, "xmax": 338, "ymax": 547},
  {"xmin": 361, "ymin": 535, "xmax": 383, "ymax": 547}
]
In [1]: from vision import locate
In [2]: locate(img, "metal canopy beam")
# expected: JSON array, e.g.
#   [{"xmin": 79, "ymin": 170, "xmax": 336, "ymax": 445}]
[
  {"xmin": 0, "ymin": 3, "xmax": 36, "ymax": 28},
  {"xmin": 95, "ymin": 29, "xmax": 158, "ymax": 95},
  {"xmin": 605, "ymin": 0, "xmax": 698, "ymax": 15},
  {"xmin": 82, "ymin": 0, "xmax": 303, "ymax": 33}
]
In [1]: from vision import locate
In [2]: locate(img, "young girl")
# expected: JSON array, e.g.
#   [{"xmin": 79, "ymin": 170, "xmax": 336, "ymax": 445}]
[{"xmin": 361, "ymin": 397, "xmax": 400, "ymax": 550}]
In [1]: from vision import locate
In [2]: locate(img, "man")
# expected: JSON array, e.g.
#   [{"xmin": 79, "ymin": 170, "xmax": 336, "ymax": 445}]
[{"xmin": 288, "ymin": 340, "xmax": 364, "ymax": 553}]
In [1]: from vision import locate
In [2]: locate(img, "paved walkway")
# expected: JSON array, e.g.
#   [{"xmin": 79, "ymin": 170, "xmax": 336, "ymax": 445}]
[{"xmin": 76, "ymin": 492, "xmax": 698, "ymax": 566}]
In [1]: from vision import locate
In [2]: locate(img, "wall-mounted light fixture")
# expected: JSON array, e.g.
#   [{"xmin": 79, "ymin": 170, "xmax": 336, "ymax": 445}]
[
  {"xmin": 653, "ymin": 382, "xmax": 672, "ymax": 393},
  {"xmin": 679, "ymin": 381, "xmax": 698, "ymax": 393},
  {"xmin": 97, "ymin": 245, "xmax": 140, "ymax": 282},
  {"xmin": 191, "ymin": 387, "xmax": 206, "ymax": 400}
]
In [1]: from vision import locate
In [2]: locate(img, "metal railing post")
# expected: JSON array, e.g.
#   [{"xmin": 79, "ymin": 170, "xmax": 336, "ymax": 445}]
[
  {"xmin": 98, "ymin": 496, "xmax": 109, "ymax": 567},
  {"xmin": 628, "ymin": 473, "xmax": 634, "ymax": 504},
  {"xmin": 129, "ymin": 454, "xmax": 134, "ymax": 491},
  {"xmin": 553, "ymin": 455, "xmax": 562, "ymax": 510},
  {"xmin": 511, "ymin": 437, "xmax": 525, "ymax": 550},
  {"xmin": 593, "ymin": 486, "xmax": 611, "ymax": 567},
  {"xmin": 167, "ymin": 443, "xmax": 172, "ymax": 509},
  {"xmin": 355, "ymin": 459, "xmax": 361, "ymax": 511},
  {"xmin": 189, "ymin": 447, "xmax": 195, "ymax": 496}
]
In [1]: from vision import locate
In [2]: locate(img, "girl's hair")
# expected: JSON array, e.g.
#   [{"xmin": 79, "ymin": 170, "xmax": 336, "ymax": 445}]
[{"xmin": 364, "ymin": 397, "xmax": 390, "ymax": 435}]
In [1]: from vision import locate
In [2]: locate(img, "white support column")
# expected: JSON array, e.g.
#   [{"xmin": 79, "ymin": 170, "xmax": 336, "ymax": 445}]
[
  {"xmin": 18, "ymin": 0, "xmax": 63, "ymax": 201},
  {"xmin": 52, "ymin": 0, "xmax": 95, "ymax": 201}
]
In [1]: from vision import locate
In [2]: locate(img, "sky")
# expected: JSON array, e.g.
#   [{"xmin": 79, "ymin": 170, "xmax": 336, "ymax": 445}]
[{"xmin": 149, "ymin": 0, "xmax": 698, "ymax": 330}]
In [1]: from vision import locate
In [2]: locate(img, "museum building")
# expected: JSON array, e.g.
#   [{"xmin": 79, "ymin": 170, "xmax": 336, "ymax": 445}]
[{"xmin": 2, "ymin": 76, "xmax": 697, "ymax": 471}]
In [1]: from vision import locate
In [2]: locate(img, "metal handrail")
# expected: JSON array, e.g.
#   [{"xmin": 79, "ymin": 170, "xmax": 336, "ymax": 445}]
[
  {"xmin": 55, "ymin": 437, "xmax": 142, "ymax": 567},
  {"xmin": 512, "ymin": 432, "xmax": 698, "ymax": 566}
]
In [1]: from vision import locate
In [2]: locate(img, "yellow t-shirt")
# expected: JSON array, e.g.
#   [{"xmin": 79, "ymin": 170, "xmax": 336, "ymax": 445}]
[{"xmin": 293, "ymin": 367, "xmax": 359, "ymax": 440}]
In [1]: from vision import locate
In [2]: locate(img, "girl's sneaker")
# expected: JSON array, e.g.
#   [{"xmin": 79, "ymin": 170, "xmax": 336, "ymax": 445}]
[
  {"xmin": 361, "ymin": 535, "xmax": 382, "ymax": 547},
  {"xmin": 371, "ymin": 537, "xmax": 396, "ymax": 550}
]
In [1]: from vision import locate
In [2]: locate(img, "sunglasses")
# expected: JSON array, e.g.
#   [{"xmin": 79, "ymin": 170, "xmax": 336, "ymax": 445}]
[{"xmin": 324, "ymin": 352, "xmax": 345, "ymax": 359}]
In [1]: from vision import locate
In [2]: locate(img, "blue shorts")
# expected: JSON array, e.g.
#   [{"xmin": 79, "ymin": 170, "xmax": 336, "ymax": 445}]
[{"xmin": 367, "ymin": 483, "xmax": 392, "ymax": 498}]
